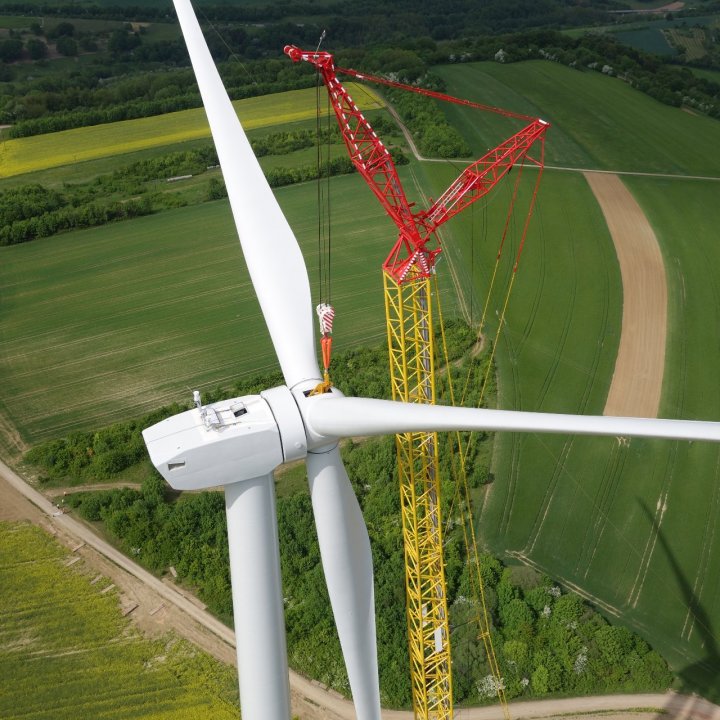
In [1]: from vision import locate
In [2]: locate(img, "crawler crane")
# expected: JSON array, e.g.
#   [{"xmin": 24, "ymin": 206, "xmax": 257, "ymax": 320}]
[{"xmin": 286, "ymin": 45, "xmax": 549, "ymax": 720}]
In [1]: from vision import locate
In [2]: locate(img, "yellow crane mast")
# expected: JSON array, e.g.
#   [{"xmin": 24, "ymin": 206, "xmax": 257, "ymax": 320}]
[{"xmin": 385, "ymin": 270, "xmax": 453, "ymax": 717}]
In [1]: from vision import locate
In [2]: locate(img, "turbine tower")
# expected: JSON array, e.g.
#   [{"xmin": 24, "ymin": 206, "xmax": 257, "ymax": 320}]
[{"xmin": 143, "ymin": 3, "xmax": 720, "ymax": 719}]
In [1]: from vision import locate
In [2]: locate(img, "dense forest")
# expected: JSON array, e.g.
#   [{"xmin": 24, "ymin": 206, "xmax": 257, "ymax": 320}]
[
  {"xmin": 0, "ymin": 1, "xmax": 718, "ymax": 135},
  {"xmin": 25, "ymin": 324, "xmax": 673, "ymax": 705}
]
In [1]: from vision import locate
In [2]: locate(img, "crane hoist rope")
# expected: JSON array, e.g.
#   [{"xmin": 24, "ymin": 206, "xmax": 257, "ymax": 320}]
[
  {"xmin": 460, "ymin": 158, "xmax": 528, "ymax": 409},
  {"xmin": 311, "ymin": 68, "xmax": 336, "ymax": 396},
  {"xmin": 460, "ymin": 153, "xmax": 546, "ymax": 471},
  {"xmin": 434, "ymin": 276, "xmax": 510, "ymax": 715}
]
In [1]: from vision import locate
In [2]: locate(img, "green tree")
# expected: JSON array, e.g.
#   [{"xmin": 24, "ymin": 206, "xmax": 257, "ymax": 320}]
[
  {"xmin": 500, "ymin": 598, "xmax": 535, "ymax": 642},
  {"xmin": 496, "ymin": 568, "xmax": 519, "ymax": 607},
  {"xmin": 108, "ymin": 29, "xmax": 141, "ymax": 54},
  {"xmin": 49, "ymin": 22, "xmax": 75, "ymax": 39},
  {"xmin": 56, "ymin": 36, "xmax": 78, "ymax": 57},
  {"xmin": 595, "ymin": 625, "xmax": 634, "ymax": 665},
  {"xmin": 552, "ymin": 593, "xmax": 584, "ymax": 627},
  {"xmin": 0, "ymin": 39, "xmax": 23, "ymax": 63},
  {"xmin": 503, "ymin": 638, "xmax": 530, "ymax": 676},
  {"xmin": 525, "ymin": 585, "xmax": 552, "ymax": 614},
  {"xmin": 26, "ymin": 38, "xmax": 48, "ymax": 61},
  {"xmin": 479, "ymin": 553, "xmax": 503, "ymax": 589},
  {"xmin": 531, "ymin": 664, "xmax": 549, "ymax": 694},
  {"xmin": 207, "ymin": 177, "xmax": 227, "ymax": 200}
]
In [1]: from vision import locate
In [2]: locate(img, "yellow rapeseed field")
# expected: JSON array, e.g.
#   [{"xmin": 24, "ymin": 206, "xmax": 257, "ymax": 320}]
[
  {"xmin": 0, "ymin": 83, "xmax": 384, "ymax": 178},
  {"xmin": 0, "ymin": 522, "xmax": 241, "ymax": 719}
]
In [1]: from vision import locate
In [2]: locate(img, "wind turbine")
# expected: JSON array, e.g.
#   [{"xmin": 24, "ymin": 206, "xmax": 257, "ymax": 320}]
[{"xmin": 143, "ymin": 2, "xmax": 720, "ymax": 719}]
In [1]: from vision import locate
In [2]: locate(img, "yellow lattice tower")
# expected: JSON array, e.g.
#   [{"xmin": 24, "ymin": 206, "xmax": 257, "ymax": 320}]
[
  {"xmin": 385, "ymin": 267, "xmax": 511, "ymax": 720},
  {"xmin": 283, "ymin": 46, "xmax": 547, "ymax": 719},
  {"xmin": 384, "ymin": 268, "xmax": 452, "ymax": 719}
]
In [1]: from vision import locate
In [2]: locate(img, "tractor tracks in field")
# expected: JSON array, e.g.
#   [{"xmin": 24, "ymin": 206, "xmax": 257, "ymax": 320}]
[
  {"xmin": 529, "ymin": 215, "xmax": 615, "ymax": 568},
  {"xmin": 521, "ymin": 170, "xmax": 667, "ymax": 551},
  {"xmin": 516, "ymin": 209, "xmax": 613, "ymax": 551}
]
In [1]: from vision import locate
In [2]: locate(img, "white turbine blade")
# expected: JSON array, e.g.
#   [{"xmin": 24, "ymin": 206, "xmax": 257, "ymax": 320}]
[
  {"xmin": 306, "ymin": 447, "xmax": 381, "ymax": 720},
  {"xmin": 173, "ymin": 0, "xmax": 319, "ymax": 389},
  {"xmin": 308, "ymin": 397, "xmax": 720, "ymax": 443}
]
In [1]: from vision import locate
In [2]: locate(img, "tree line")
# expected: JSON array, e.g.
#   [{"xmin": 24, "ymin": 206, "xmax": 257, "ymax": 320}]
[
  {"xmin": 3, "ymin": 60, "xmax": 317, "ymax": 138},
  {"xmin": 0, "ymin": 125, "xmax": 402, "ymax": 246},
  {"xmin": 468, "ymin": 29, "xmax": 720, "ymax": 118},
  {"xmin": 383, "ymin": 81, "xmax": 471, "ymax": 159},
  {"xmin": 0, "ymin": 185, "xmax": 152, "ymax": 246},
  {"xmin": 26, "ymin": 321, "xmax": 673, "ymax": 705},
  {"xmin": 1, "ymin": 3, "xmax": 718, "ymax": 137}
]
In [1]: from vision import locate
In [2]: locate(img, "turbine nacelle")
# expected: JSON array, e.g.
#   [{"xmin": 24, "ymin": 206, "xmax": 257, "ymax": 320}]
[{"xmin": 143, "ymin": 385, "xmax": 352, "ymax": 490}]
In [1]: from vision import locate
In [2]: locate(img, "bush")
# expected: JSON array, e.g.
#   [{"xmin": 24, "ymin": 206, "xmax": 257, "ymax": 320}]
[
  {"xmin": 26, "ymin": 38, "xmax": 48, "ymax": 60},
  {"xmin": 384, "ymin": 86, "xmax": 470, "ymax": 159},
  {"xmin": 56, "ymin": 36, "xmax": 78, "ymax": 58},
  {"xmin": 0, "ymin": 39, "xmax": 23, "ymax": 63}
]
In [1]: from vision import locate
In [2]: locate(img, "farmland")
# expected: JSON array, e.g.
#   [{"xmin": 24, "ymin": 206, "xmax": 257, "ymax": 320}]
[
  {"xmin": 436, "ymin": 60, "xmax": 720, "ymax": 175},
  {"xmin": 0, "ymin": 521, "xmax": 239, "ymax": 720},
  {"xmin": 0, "ymin": 168, "xmax": 432, "ymax": 446},
  {"xmin": 2, "ymin": 47, "xmax": 720, "ymax": 706},
  {"xmin": 432, "ymin": 61, "xmax": 720, "ymax": 699},
  {"xmin": 0, "ymin": 83, "xmax": 383, "ymax": 179}
]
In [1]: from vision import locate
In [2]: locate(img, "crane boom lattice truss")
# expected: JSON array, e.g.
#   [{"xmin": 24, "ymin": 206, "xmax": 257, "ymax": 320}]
[
  {"xmin": 286, "ymin": 44, "xmax": 548, "ymax": 720},
  {"xmin": 385, "ymin": 268, "xmax": 453, "ymax": 715}
]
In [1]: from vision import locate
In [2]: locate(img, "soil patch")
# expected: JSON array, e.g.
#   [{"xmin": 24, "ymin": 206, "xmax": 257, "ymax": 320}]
[{"xmin": 584, "ymin": 172, "xmax": 667, "ymax": 418}]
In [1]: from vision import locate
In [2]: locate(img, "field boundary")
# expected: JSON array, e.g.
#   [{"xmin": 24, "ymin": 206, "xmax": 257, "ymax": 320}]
[{"xmin": 0, "ymin": 83, "xmax": 383, "ymax": 179}]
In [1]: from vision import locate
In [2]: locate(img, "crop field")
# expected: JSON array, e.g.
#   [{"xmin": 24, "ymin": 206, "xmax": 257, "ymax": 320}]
[
  {"xmin": 3, "ymin": 51, "xmax": 720, "ymax": 700},
  {"xmin": 616, "ymin": 27, "xmax": 677, "ymax": 56},
  {"xmin": 692, "ymin": 67, "xmax": 720, "ymax": 83},
  {"xmin": 0, "ymin": 15, "xmax": 36, "ymax": 29},
  {"xmin": 0, "ymin": 168, "xmax": 440, "ymax": 446},
  {"xmin": 0, "ymin": 521, "xmax": 239, "ymax": 719},
  {"xmin": 436, "ymin": 60, "xmax": 720, "ymax": 175},
  {"xmin": 0, "ymin": 83, "xmax": 383, "ymax": 179},
  {"xmin": 433, "ymin": 61, "xmax": 720, "ymax": 697},
  {"xmin": 666, "ymin": 27, "xmax": 710, "ymax": 61}
]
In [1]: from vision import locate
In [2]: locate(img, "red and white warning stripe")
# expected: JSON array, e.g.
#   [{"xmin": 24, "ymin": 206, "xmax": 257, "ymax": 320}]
[{"xmin": 316, "ymin": 303, "xmax": 335, "ymax": 335}]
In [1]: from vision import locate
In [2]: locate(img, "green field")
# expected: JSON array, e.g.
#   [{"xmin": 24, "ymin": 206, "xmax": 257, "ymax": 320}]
[
  {"xmin": 0, "ymin": 83, "xmax": 383, "ymax": 178},
  {"xmin": 435, "ymin": 61, "xmax": 720, "ymax": 175},
  {"xmin": 0, "ymin": 15, "xmax": 37, "ymax": 29},
  {"xmin": 0, "ymin": 521, "xmax": 239, "ymax": 719},
  {"xmin": 692, "ymin": 67, "xmax": 720, "ymax": 83},
  {"xmin": 0, "ymin": 168, "xmax": 441, "ymax": 446},
  {"xmin": 616, "ymin": 27, "xmax": 677, "ymax": 56},
  {"xmin": 430, "ymin": 61, "xmax": 720, "ymax": 698}
]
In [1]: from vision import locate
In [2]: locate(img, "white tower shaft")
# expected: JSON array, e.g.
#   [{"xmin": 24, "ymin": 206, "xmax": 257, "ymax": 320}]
[{"xmin": 225, "ymin": 475, "xmax": 291, "ymax": 720}]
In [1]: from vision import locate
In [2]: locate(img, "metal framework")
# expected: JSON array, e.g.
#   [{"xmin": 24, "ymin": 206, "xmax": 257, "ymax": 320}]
[
  {"xmin": 286, "ymin": 44, "xmax": 548, "ymax": 720},
  {"xmin": 385, "ymin": 269, "xmax": 452, "ymax": 717}
]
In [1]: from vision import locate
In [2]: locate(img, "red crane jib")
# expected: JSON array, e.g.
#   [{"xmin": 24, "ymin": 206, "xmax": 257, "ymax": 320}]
[{"xmin": 284, "ymin": 45, "xmax": 549, "ymax": 284}]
